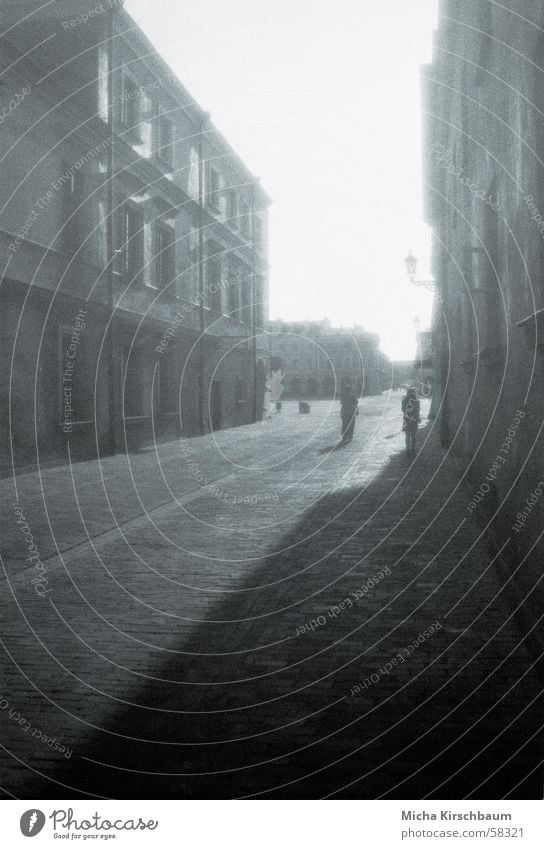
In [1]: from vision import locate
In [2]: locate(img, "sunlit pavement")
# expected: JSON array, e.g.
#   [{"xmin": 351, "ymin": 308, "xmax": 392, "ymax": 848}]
[{"xmin": 1, "ymin": 394, "xmax": 543, "ymax": 799}]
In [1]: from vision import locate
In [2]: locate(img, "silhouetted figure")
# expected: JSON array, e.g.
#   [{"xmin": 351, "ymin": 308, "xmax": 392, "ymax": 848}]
[
  {"xmin": 402, "ymin": 387, "xmax": 420, "ymax": 457},
  {"xmin": 340, "ymin": 386, "xmax": 358, "ymax": 443},
  {"xmin": 270, "ymin": 369, "xmax": 285, "ymax": 415}
]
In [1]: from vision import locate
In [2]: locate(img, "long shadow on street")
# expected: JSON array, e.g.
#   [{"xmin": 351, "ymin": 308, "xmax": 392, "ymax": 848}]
[{"xmin": 20, "ymin": 428, "xmax": 544, "ymax": 799}]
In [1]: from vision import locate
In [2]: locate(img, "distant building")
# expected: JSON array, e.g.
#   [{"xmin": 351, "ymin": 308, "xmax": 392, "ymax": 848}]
[
  {"xmin": 264, "ymin": 320, "xmax": 390, "ymax": 398},
  {"xmin": 390, "ymin": 362, "xmax": 417, "ymax": 391},
  {"xmin": 0, "ymin": 0, "xmax": 270, "ymax": 470},
  {"xmin": 390, "ymin": 333, "xmax": 434, "ymax": 395}
]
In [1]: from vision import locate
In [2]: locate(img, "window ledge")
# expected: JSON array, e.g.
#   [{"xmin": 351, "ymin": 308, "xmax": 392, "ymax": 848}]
[
  {"xmin": 119, "ymin": 127, "xmax": 144, "ymax": 145},
  {"xmin": 206, "ymin": 200, "xmax": 222, "ymax": 215},
  {"xmin": 516, "ymin": 308, "xmax": 544, "ymax": 328},
  {"xmin": 153, "ymin": 153, "xmax": 175, "ymax": 171},
  {"xmin": 516, "ymin": 308, "xmax": 544, "ymax": 349}
]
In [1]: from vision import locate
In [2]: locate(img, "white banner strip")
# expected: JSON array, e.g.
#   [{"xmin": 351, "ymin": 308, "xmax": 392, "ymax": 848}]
[{"xmin": 2, "ymin": 800, "xmax": 543, "ymax": 848}]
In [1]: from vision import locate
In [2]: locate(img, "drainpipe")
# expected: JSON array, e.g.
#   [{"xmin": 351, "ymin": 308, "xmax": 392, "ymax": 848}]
[
  {"xmin": 197, "ymin": 114, "xmax": 209, "ymax": 435},
  {"xmin": 106, "ymin": 8, "xmax": 119, "ymax": 454},
  {"xmin": 251, "ymin": 181, "xmax": 258, "ymax": 423}
]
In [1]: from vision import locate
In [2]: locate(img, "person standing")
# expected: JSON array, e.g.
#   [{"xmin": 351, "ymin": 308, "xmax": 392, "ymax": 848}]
[
  {"xmin": 340, "ymin": 386, "xmax": 358, "ymax": 444},
  {"xmin": 270, "ymin": 367, "xmax": 285, "ymax": 414},
  {"xmin": 402, "ymin": 387, "xmax": 421, "ymax": 457}
]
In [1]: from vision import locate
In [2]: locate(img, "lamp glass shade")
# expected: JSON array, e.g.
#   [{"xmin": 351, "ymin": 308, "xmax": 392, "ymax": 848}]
[{"xmin": 405, "ymin": 250, "xmax": 418, "ymax": 277}]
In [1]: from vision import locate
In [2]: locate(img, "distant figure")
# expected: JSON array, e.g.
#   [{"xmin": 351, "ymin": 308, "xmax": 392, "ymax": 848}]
[
  {"xmin": 270, "ymin": 369, "xmax": 285, "ymax": 415},
  {"xmin": 402, "ymin": 387, "xmax": 421, "ymax": 457},
  {"xmin": 340, "ymin": 386, "xmax": 358, "ymax": 443}
]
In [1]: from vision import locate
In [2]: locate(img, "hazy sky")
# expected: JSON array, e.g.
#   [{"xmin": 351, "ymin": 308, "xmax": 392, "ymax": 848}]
[{"xmin": 125, "ymin": 0, "xmax": 438, "ymax": 359}]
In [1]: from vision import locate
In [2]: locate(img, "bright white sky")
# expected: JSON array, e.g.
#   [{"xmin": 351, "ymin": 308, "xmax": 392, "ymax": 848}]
[{"xmin": 125, "ymin": 0, "xmax": 438, "ymax": 360}]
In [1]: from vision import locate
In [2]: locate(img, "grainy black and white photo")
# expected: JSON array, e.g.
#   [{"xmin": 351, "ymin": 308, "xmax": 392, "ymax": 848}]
[{"xmin": 1, "ymin": 0, "xmax": 544, "ymax": 829}]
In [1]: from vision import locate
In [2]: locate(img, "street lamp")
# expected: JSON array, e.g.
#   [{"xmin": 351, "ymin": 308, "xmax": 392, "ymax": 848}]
[
  {"xmin": 404, "ymin": 250, "xmax": 418, "ymax": 280},
  {"xmin": 404, "ymin": 250, "xmax": 437, "ymax": 292}
]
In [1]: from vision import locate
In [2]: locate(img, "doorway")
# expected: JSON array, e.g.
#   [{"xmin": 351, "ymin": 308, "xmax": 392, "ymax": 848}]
[{"xmin": 210, "ymin": 380, "xmax": 222, "ymax": 432}]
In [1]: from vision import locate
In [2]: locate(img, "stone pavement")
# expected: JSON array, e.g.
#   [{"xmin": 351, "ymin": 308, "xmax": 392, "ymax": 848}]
[{"xmin": 1, "ymin": 394, "xmax": 543, "ymax": 799}]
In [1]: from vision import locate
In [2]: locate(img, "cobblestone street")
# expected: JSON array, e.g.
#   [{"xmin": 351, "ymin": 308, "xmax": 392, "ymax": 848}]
[{"xmin": 1, "ymin": 394, "xmax": 543, "ymax": 799}]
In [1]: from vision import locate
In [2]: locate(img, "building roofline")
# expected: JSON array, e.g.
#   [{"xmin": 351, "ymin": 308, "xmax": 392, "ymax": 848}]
[
  {"xmin": 117, "ymin": 7, "xmax": 272, "ymax": 206},
  {"xmin": 0, "ymin": 0, "xmax": 271, "ymax": 206}
]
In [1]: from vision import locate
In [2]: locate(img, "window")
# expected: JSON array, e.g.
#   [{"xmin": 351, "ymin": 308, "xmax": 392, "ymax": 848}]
[
  {"xmin": 207, "ymin": 167, "xmax": 221, "ymax": 211},
  {"xmin": 98, "ymin": 197, "xmax": 107, "ymax": 267},
  {"xmin": 207, "ymin": 255, "xmax": 222, "ymax": 312},
  {"xmin": 159, "ymin": 351, "xmax": 178, "ymax": 414},
  {"xmin": 253, "ymin": 215, "xmax": 263, "ymax": 248},
  {"xmin": 98, "ymin": 45, "xmax": 109, "ymax": 123},
  {"xmin": 155, "ymin": 224, "xmax": 176, "ymax": 291},
  {"xmin": 228, "ymin": 273, "xmax": 240, "ymax": 316},
  {"xmin": 122, "ymin": 203, "xmax": 144, "ymax": 281},
  {"xmin": 123, "ymin": 344, "xmax": 144, "ymax": 417},
  {"xmin": 240, "ymin": 201, "xmax": 251, "ymax": 237},
  {"xmin": 241, "ymin": 270, "xmax": 252, "ymax": 320},
  {"xmin": 188, "ymin": 226, "xmax": 200, "ymax": 301},
  {"xmin": 188, "ymin": 147, "xmax": 199, "ymax": 198},
  {"xmin": 58, "ymin": 328, "xmax": 93, "ymax": 423},
  {"xmin": 474, "ymin": 4, "xmax": 493, "ymax": 88},
  {"xmin": 120, "ymin": 74, "xmax": 141, "ymax": 140},
  {"xmin": 236, "ymin": 379, "xmax": 246, "ymax": 403},
  {"xmin": 156, "ymin": 114, "xmax": 174, "ymax": 167},
  {"xmin": 62, "ymin": 164, "xmax": 84, "ymax": 253},
  {"xmin": 227, "ymin": 189, "xmax": 238, "ymax": 227}
]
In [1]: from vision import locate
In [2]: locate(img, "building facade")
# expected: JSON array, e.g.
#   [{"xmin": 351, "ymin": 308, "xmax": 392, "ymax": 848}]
[
  {"xmin": 390, "ymin": 332, "xmax": 434, "ymax": 395},
  {"xmin": 265, "ymin": 320, "xmax": 390, "ymax": 398},
  {"xmin": 0, "ymin": 0, "xmax": 270, "ymax": 471},
  {"xmin": 422, "ymin": 0, "xmax": 544, "ymax": 622},
  {"xmin": 415, "ymin": 330, "xmax": 434, "ymax": 395},
  {"xmin": 390, "ymin": 361, "xmax": 418, "ymax": 391}
]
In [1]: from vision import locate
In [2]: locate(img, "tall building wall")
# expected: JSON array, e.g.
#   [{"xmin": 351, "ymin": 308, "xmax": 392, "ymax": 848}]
[
  {"xmin": 423, "ymin": 0, "xmax": 544, "ymax": 621},
  {"xmin": 0, "ymin": 0, "xmax": 271, "ymax": 470}
]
